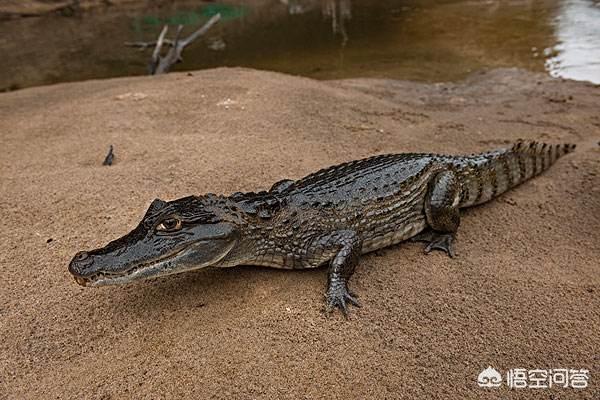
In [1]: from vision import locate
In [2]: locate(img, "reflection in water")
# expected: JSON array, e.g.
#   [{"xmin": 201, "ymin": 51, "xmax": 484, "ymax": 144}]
[
  {"xmin": 322, "ymin": 0, "xmax": 352, "ymax": 46},
  {"xmin": 546, "ymin": 0, "xmax": 600, "ymax": 83},
  {"xmin": 281, "ymin": 0, "xmax": 310, "ymax": 15},
  {"xmin": 281, "ymin": 0, "xmax": 352, "ymax": 45},
  {"xmin": 1, "ymin": 0, "xmax": 600, "ymax": 91}
]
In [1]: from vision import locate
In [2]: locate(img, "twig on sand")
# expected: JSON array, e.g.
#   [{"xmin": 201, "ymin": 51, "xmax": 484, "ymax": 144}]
[
  {"xmin": 102, "ymin": 145, "xmax": 114, "ymax": 166},
  {"xmin": 125, "ymin": 13, "xmax": 221, "ymax": 75}
]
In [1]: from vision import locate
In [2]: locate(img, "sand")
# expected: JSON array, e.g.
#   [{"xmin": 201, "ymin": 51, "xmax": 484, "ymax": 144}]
[{"xmin": 0, "ymin": 68, "xmax": 599, "ymax": 399}]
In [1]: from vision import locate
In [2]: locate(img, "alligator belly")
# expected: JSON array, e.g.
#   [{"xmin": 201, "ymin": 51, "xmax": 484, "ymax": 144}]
[{"xmin": 361, "ymin": 215, "xmax": 427, "ymax": 254}]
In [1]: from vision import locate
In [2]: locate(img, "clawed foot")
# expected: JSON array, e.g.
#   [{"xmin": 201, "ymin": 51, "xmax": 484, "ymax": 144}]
[
  {"xmin": 325, "ymin": 284, "xmax": 361, "ymax": 318},
  {"xmin": 411, "ymin": 230, "xmax": 456, "ymax": 258}
]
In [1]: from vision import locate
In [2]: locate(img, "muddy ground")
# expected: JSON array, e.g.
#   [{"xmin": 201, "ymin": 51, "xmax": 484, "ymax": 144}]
[
  {"xmin": 0, "ymin": 0, "xmax": 140, "ymax": 16},
  {"xmin": 0, "ymin": 68, "xmax": 599, "ymax": 399}
]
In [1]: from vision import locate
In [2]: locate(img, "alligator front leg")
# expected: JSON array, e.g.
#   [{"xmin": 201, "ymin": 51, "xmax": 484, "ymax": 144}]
[
  {"xmin": 311, "ymin": 230, "xmax": 362, "ymax": 318},
  {"xmin": 413, "ymin": 170, "xmax": 461, "ymax": 258}
]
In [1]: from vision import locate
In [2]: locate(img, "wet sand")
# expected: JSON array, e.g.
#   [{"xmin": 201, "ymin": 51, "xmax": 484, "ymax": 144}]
[{"xmin": 0, "ymin": 68, "xmax": 599, "ymax": 399}]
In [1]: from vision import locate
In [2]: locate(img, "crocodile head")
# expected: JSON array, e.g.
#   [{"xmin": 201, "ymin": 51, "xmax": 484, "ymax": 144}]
[{"xmin": 68, "ymin": 195, "xmax": 241, "ymax": 287}]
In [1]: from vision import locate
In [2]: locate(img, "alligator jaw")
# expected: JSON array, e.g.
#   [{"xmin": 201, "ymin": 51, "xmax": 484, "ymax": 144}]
[{"xmin": 74, "ymin": 240, "xmax": 236, "ymax": 287}]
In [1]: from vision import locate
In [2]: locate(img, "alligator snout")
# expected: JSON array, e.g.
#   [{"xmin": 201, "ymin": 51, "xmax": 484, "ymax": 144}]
[{"xmin": 69, "ymin": 251, "xmax": 94, "ymax": 285}]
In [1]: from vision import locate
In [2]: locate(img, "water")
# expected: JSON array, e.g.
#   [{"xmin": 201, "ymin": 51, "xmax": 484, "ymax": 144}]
[
  {"xmin": 546, "ymin": 0, "xmax": 600, "ymax": 82},
  {"xmin": 1, "ymin": 0, "xmax": 599, "ymax": 91}
]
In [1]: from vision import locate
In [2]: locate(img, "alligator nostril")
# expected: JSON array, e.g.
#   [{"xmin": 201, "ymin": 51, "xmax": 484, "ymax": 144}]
[{"xmin": 75, "ymin": 251, "xmax": 89, "ymax": 261}]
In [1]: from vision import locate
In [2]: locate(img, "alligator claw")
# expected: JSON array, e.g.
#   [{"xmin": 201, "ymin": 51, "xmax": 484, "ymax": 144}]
[
  {"xmin": 412, "ymin": 230, "xmax": 456, "ymax": 258},
  {"xmin": 325, "ymin": 285, "xmax": 361, "ymax": 318}
]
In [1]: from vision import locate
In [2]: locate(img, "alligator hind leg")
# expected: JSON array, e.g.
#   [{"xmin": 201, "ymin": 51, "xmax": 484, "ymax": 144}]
[
  {"xmin": 412, "ymin": 230, "xmax": 456, "ymax": 257},
  {"xmin": 412, "ymin": 170, "xmax": 461, "ymax": 258}
]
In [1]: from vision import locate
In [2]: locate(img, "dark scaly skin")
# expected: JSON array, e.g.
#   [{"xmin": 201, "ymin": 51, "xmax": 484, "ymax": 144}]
[{"xmin": 69, "ymin": 141, "xmax": 576, "ymax": 317}]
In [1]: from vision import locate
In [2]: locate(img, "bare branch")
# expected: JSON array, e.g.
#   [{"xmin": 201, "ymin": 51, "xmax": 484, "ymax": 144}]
[
  {"xmin": 151, "ymin": 25, "xmax": 168, "ymax": 65},
  {"xmin": 179, "ymin": 13, "xmax": 221, "ymax": 49},
  {"xmin": 148, "ymin": 25, "xmax": 169, "ymax": 74},
  {"xmin": 172, "ymin": 24, "xmax": 184, "ymax": 56},
  {"xmin": 127, "ymin": 13, "xmax": 221, "ymax": 75},
  {"xmin": 124, "ymin": 39, "xmax": 175, "ymax": 49},
  {"xmin": 124, "ymin": 14, "xmax": 221, "ymax": 51},
  {"xmin": 154, "ymin": 25, "xmax": 184, "ymax": 74}
]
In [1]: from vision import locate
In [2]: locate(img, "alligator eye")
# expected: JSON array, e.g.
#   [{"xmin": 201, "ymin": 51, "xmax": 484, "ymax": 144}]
[{"xmin": 156, "ymin": 218, "xmax": 182, "ymax": 232}]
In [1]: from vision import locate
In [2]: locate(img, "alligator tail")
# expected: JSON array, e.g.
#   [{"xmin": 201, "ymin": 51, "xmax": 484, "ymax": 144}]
[{"xmin": 453, "ymin": 140, "xmax": 576, "ymax": 208}]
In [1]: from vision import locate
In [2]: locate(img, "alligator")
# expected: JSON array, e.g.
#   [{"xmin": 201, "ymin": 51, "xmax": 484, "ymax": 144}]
[{"xmin": 69, "ymin": 140, "xmax": 575, "ymax": 316}]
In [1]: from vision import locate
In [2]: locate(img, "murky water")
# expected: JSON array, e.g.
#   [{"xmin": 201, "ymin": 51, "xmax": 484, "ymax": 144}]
[
  {"xmin": 546, "ymin": 0, "xmax": 600, "ymax": 83},
  {"xmin": 1, "ymin": 0, "xmax": 599, "ymax": 91}
]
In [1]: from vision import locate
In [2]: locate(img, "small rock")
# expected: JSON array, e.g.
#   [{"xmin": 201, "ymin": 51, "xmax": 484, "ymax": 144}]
[
  {"xmin": 217, "ymin": 98, "xmax": 237, "ymax": 107},
  {"xmin": 115, "ymin": 92, "xmax": 148, "ymax": 101}
]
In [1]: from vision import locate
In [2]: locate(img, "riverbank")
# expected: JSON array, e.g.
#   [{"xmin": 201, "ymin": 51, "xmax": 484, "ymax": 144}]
[{"xmin": 0, "ymin": 68, "xmax": 598, "ymax": 399}]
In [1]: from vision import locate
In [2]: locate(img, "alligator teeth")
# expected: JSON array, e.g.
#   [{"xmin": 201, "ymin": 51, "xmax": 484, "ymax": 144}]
[{"xmin": 74, "ymin": 276, "xmax": 87, "ymax": 286}]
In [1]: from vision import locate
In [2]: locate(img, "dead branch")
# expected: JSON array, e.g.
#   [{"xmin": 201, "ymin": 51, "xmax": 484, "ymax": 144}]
[
  {"xmin": 124, "ymin": 39, "xmax": 175, "ymax": 49},
  {"xmin": 150, "ymin": 25, "xmax": 169, "ymax": 73},
  {"xmin": 178, "ymin": 13, "xmax": 221, "ymax": 48},
  {"xmin": 125, "ymin": 13, "xmax": 222, "ymax": 75}
]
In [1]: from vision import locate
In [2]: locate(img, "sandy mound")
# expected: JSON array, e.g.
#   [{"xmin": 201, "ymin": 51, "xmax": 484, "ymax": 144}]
[{"xmin": 0, "ymin": 68, "xmax": 599, "ymax": 399}]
